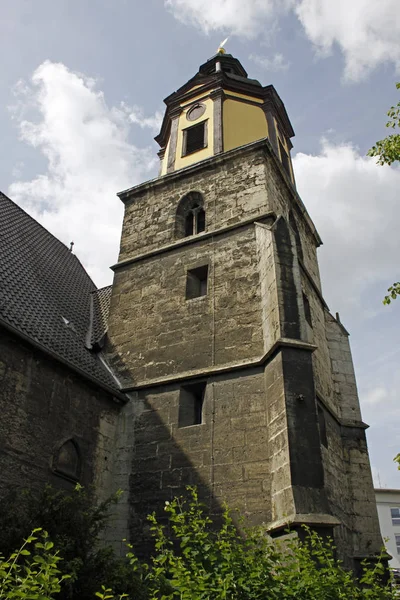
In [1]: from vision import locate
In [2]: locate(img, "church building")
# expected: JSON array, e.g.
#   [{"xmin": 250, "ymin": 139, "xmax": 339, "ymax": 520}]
[{"xmin": 0, "ymin": 48, "xmax": 382, "ymax": 570}]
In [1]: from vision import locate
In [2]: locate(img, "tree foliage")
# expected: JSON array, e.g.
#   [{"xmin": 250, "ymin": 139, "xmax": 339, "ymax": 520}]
[
  {"xmin": 368, "ymin": 82, "xmax": 400, "ymax": 166},
  {"xmin": 368, "ymin": 82, "xmax": 400, "ymax": 304}
]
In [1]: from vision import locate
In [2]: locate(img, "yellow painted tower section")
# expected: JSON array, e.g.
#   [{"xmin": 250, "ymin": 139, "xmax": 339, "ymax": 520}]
[
  {"xmin": 175, "ymin": 96, "xmax": 214, "ymax": 171},
  {"xmin": 223, "ymin": 97, "xmax": 268, "ymax": 152},
  {"xmin": 156, "ymin": 54, "xmax": 294, "ymax": 180}
]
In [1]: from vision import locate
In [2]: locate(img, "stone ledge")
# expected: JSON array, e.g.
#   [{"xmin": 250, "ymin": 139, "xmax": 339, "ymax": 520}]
[
  {"xmin": 120, "ymin": 337, "xmax": 317, "ymax": 392},
  {"xmin": 111, "ymin": 211, "xmax": 276, "ymax": 271},
  {"xmin": 268, "ymin": 512, "xmax": 341, "ymax": 535},
  {"xmin": 116, "ymin": 137, "xmax": 322, "ymax": 248}
]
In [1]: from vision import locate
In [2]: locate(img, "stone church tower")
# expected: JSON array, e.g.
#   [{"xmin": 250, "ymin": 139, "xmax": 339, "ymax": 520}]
[{"xmin": 105, "ymin": 50, "xmax": 381, "ymax": 568}]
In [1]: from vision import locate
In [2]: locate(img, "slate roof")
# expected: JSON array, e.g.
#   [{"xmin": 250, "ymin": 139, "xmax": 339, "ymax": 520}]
[
  {"xmin": 0, "ymin": 191, "xmax": 121, "ymax": 396},
  {"xmin": 87, "ymin": 285, "xmax": 113, "ymax": 349}
]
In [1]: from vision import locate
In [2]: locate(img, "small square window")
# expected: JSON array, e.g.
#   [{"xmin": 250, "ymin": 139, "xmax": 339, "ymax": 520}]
[
  {"xmin": 183, "ymin": 122, "xmax": 207, "ymax": 156},
  {"xmin": 178, "ymin": 382, "xmax": 206, "ymax": 427},
  {"xmin": 303, "ymin": 292, "xmax": 312, "ymax": 327},
  {"xmin": 186, "ymin": 265, "xmax": 208, "ymax": 300},
  {"xmin": 391, "ymin": 507, "xmax": 400, "ymax": 527}
]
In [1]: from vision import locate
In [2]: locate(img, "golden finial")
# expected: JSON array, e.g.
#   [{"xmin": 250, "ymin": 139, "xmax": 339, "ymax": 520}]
[{"xmin": 217, "ymin": 37, "xmax": 229, "ymax": 54}]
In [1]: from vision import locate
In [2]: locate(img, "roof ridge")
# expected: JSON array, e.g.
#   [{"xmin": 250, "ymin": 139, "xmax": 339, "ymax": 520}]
[{"xmin": 0, "ymin": 190, "xmax": 97, "ymax": 290}]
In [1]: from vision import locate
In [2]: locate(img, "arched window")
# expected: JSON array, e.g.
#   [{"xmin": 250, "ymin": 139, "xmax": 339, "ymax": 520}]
[
  {"xmin": 289, "ymin": 211, "xmax": 303, "ymax": 262},
  {"xmin": 176, "ymin": 192, "xmax": 206, "ymax": 239},
  {"xmin": 54, "ymin": 439, "xmax": 81, "ymax": 481}
]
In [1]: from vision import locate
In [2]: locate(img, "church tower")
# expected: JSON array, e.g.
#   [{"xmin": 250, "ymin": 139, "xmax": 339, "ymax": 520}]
[{"xmin": 106, "ymin": 49, "xmax": 382, "ymax": 567}]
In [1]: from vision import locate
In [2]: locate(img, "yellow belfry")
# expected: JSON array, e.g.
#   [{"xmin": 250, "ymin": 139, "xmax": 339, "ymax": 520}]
[{"xmin": 155, "ymin": 50, "xmax": 294, "ymax": 183}]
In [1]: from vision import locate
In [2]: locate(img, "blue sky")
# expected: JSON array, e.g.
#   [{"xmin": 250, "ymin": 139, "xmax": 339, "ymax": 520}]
[{"xmin": 1, "ymin": 0, "xmax": 400, "ymax": 488}]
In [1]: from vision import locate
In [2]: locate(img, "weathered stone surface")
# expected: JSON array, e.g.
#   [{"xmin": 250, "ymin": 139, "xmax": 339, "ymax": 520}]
[
  {"xmin": 106, "ymin": 140, "xmax": 382, "ymax": 568},
  {"xmin": 0, "ymin": 329, "xmax": 120, "ymax": 498}
]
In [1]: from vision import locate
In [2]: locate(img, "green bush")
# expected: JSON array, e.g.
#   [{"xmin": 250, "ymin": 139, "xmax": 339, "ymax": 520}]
[
  {"xmin": 0, "ymin": 528, "xmax": 69, "ymax": 600},
  {"xmin": 0, "ymin": 485, "xmax": 143, "ymax": 600},
  {"xmin": 1, "ymin": 486, "xmax": 396, "ymax": 599},
  {"xmin": 117, "ymin": 487, "xmax": 395, "ymax": 600}
]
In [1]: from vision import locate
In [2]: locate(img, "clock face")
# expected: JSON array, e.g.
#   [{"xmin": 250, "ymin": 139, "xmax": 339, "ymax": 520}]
[{"xmin": 187, "ymin": 103, "xmax": 206, "ymax": 122}]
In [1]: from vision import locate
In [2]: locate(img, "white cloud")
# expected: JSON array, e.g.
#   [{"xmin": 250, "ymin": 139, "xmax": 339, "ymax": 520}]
[
  {"xmin": 164, "ymin": 0, "xmax": 290, "ymax": 39},
  {"xmin": 124, "ymin": 103, "xmax": 163, "ymax": 131},
  {"xmin": 363, "ymin": 386, "xmax": 388, "ymax": 406},
  {"xmin": 293, "ymin": 140, "xmax": 400, "ymax": 312},
  {"xmin": 295, "ymin": 0, "xmax": 400, "ymax": 81},
  {"xmin": 249, "ymin": 53, "xmax": 290, "ymax": 71},
  {"xmin": 165, "ymin": 0, "xmax": 400, "ymax": 80},
  {"xmin": 8, "ymin": 61, "xmax": 159, "ymax": 287}
]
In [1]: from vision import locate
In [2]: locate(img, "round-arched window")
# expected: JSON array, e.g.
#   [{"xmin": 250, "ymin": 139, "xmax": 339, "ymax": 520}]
[
  {"xmin": 54, "ymin": 439, "xmax": 81, "ymax": 481},
  {"xmin": 176, "ymin": 192, "xmax": 206, "ymax": 239}
]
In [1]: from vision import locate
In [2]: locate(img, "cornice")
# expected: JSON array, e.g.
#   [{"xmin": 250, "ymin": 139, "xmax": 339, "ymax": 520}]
[
  {"xmin": 117, "ymin": 138, "xmax": 322, "ymax": 247},
  {"xmin": 111, "ymin": 210, "xmax": 276, "ymax": 271},
  {"xmin": 155, "ymin": 74, "xmax": 294, "ymax": 149},
  {"xmin": 119, "ymin": 338, "xmax": 317, "ymax": 392}
]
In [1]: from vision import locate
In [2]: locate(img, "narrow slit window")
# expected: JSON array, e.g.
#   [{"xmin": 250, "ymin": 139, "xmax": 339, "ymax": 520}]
[
  {"xmin": 279, "ymin": 140, "xmax": 291, "ymax": 178},
  {"xmin": 183, "ymin": 122, "xmax": 207, "ymax": 156},
  {"xmin": 303, "ymin": 293, "xmax": 312, "ymax": 327},
  {"xmin": 317, "ymin": 403, "xmax": 328, "ymax": 448},
  {"xmin": 179, "ymin": 382, "xmax": 206, "ymax": 427},
  {"xmin": 185, "ymin": 212, "xmax": 194, "ymax": 237},
  {"xmin": 197, "ymin": 208, "xmax": 205, "ymax": 233},
  {"xmin": 186, "ymin": 265, "xmax": 208, "ymax": 300}
]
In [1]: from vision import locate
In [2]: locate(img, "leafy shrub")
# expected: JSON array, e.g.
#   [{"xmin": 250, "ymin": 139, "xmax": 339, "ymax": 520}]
[
  {"xmin": 0, "ymin": 528, "xmax": 69, "ymax": 600},
  {"xmin": 0, "ymin": 484, "xmax": 143, "ymax": 600},
  {"xmin": 117, "ymin": 487, "xmax": 395, "ymax": 600}
]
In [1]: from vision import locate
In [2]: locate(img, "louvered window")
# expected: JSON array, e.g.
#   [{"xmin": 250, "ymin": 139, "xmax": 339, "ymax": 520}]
[{"xmin": 183, "ymin": 122, "xmax": 207, "ymax": 155}]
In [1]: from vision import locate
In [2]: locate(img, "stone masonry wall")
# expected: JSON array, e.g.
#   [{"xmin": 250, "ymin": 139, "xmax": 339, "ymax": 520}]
[
  {"xmin": 0, "ymin": 328, "xmax": 120, "ymax": 498},
  {"xmin": 117, "ymin": 143, "xmax": 321, "ymax": 295},
  {"xmin": 127, "ymin": 368, "xmax": 271, "ymax": 554},
  {"xmin": 108, "ymin": 225, "xmax": 265, "ymax": 385},
  {"xmin": 108, "ymin": 139, "xmax": 382, "ymax": 565}
]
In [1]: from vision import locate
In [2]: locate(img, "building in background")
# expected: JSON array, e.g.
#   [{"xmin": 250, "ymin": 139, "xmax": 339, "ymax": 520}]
[{"xmin": 375, "ymin": 488, "xmax": 400, "ymax": 569}]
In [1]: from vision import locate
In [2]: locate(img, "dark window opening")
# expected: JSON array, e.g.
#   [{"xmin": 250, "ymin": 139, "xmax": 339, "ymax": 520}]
[
  {"xmin": 197, "ymin": 208, "xmax": 205, "ymax": 233},
  {"xmin": 175, "ymin": 192, "xmax": 206, "ymax": 239},
  {"xmin": 185, "ymin": 211, "xmax": 194, "ymax": 237},
  {"xmin": 183, "ymin": 122, "xmax": 207, "ymax": 156},
  {"xmin": 317, "ymin": 403, "xmax": 328, "ymax": 448},
  {"xmin": 54, "ymin": 439, "xmax": 81, "ymax": 481},
  {"xmin": 303, "ymin": 292, "xmax": 312, "ymax": 327},
  {"xmin": 184, "ymin": 204, "xmax": 205, "ymax": 237},
  {"xmin": 179, "ymin": 382, "xmax": 206, "ymax": 427},
  {"xmin": 279, "ymin": 140, "xmax": 291, "ymax": 179},
  {"xmin": 186, "ymin": 265, "xmax": 208, "ymax": 299}
]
